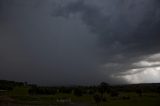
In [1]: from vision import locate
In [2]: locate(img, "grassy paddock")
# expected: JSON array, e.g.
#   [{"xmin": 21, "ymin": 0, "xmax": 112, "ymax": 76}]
[{"xmin": 0, "ymin": 86, "xmax": 160, "ymax": 106}]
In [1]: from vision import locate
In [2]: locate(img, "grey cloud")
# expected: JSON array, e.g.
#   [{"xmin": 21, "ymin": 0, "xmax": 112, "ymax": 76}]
[
  {"xmin": 52, "ymin": 0, "xmax": 160, "ymax": 81},
  {"xmin": 53, "ymin": 0, "xmax": 160, "ymax": 56},
  {"xmin": 1, "ymin": 0, "xmax": 160, "ymax": 85},
  {"xmin": 0, "ymin": 0, "xmax": 104, "ymax": 85}
]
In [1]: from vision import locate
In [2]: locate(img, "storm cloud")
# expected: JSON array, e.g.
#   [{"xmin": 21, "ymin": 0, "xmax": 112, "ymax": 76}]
[{"xmin": 0, "ymin": 0, "xmax": 160, "ymax": 85}]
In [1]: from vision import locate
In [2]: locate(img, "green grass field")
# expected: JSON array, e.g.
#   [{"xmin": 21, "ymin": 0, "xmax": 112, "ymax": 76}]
[{"xmin": 0, "ymin": 86, "xmax": 160, "ymax": 106}]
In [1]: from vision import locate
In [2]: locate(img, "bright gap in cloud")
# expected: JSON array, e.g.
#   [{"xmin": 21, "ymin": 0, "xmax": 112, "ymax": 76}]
[
  {"xmin": 113, "ymin": 53, "xmax": 160, "ymax": 84},
  {"xmin": 120, "ymin": 67, "xmax": 160, "ymax": 84},
  {"xmin": 133, "ymin": 61, "xmax": 160, "ymax": 67}
]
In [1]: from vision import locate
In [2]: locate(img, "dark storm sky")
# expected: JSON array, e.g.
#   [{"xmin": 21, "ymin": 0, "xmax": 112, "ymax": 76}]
[{"xmin": 1, "ymin": 0, "xmax": 160, "ymax": 85}]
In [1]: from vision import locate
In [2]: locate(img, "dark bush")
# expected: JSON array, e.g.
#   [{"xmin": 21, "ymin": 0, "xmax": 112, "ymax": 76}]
[
  {"xmin": 110, "ymin": 91, "xmax": 119, "ymax": 97},
  {"xmin": 122, "ymin": 96, "xmax": 130, "ymax": 100},
  {"xmin": 29, "ymin": 87, "xmax": 57, "ymax": 95},
  {"xmin": 136, "ymin": 88, "xmax": 143, "ymax": 97},
  {"xmin": 59, "ymin": 87, "xmax": 73, "ymax": 94},
  {"xmin": 73, "ymin": 88, "xmax": 83, "ymax": 96},
  {"xmin": 102, "ymin": 97, "xmax": 107, "ymax": 102}
]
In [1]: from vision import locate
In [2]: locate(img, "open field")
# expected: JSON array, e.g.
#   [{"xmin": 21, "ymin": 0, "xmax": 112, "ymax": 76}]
[
  {"xmin": 0, "ymin": 93, "xmax": 160, "ymax": 106},
  {"xmin": 0, "ymin": 87, "xmax": 160, "ymax": 106},
  {"xmin": 0, "ymin": 80, "xmax": 160, "ymax": 106}
]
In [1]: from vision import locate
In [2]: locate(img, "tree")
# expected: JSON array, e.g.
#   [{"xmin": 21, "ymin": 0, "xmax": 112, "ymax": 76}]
[
  {"xmin": 136, "ymin": 88, "xmax": 142, "ymax": 97},
  {"xmin": 157, "ymin": 87, "xmax": 160, "ymax": 95},
  {"xmin": 98, "ymin": 82, "xmax": 109, "ymax": 98},
  {"xmin": 93, "ymin": 94, "xmax": 101, "ymax": 106}
]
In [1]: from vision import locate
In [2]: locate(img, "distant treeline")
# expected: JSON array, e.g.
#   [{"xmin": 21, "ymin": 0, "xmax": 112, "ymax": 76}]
[
  {"xmin": 27, "ymin": 82, "xmax": 112, "ymax": 97},
  {"xmin": 0, "ymin": 80, "xmax": 32, "ymax": 90},
  {"xmin": 112, "ymin": 83, "xmax": 160, "ymax": 93},
  {"xmin": 0, "ymin": 79, "xmax": 160, "ymax": 96}
]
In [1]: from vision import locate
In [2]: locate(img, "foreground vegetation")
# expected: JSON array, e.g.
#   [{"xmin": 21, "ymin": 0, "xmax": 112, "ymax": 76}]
[{"xmin": 0, "ymin": 80, "xmax": 160, "ymax": 106}]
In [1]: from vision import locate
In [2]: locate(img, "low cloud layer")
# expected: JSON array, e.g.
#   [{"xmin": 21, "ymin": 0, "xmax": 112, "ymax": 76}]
[{"xmin": 0, "ymin": 0, "xmax": 160, "ymax": 85}]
